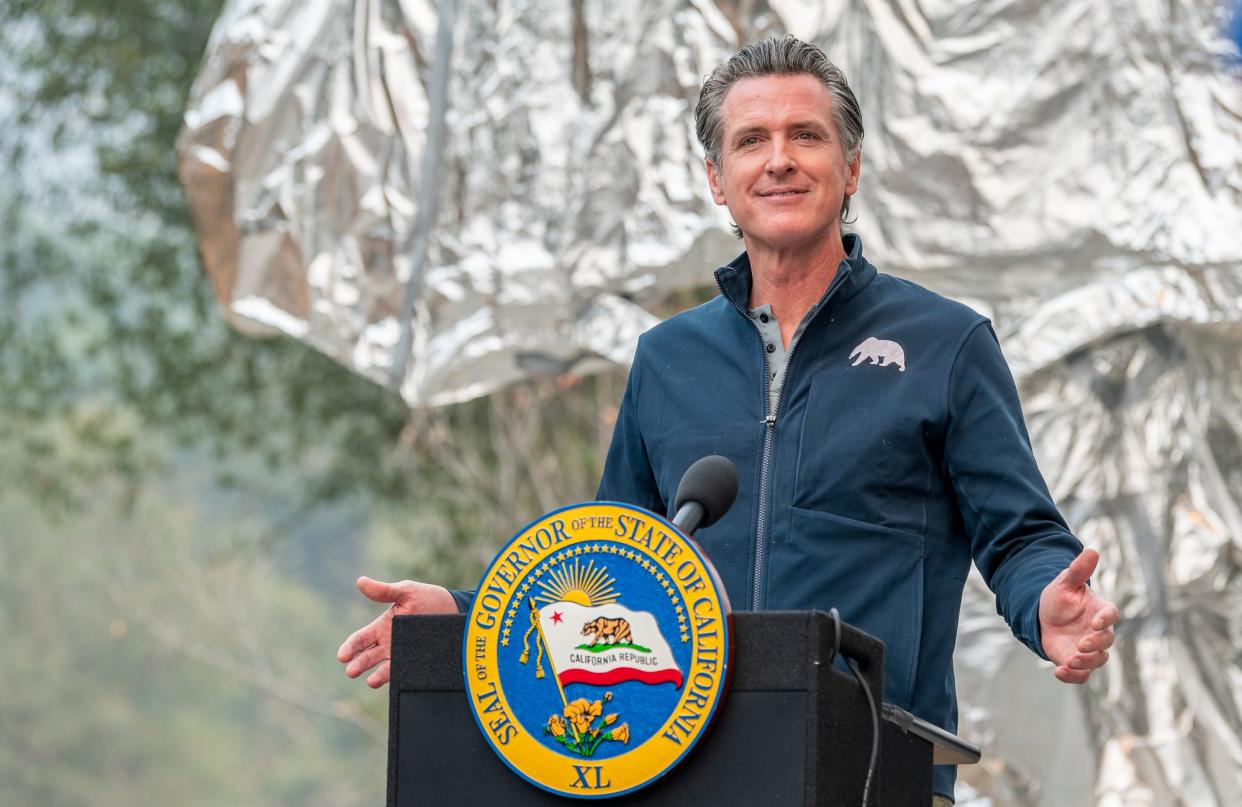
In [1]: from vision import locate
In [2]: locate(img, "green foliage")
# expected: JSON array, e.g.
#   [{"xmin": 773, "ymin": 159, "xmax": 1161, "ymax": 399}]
[
  {"xmin": 0, "ymin": 2, "xmax": 449, "ymax": 802},
  {"xmin": 0, "ymin": 491, "xmax": 386, "ymax": 806}
]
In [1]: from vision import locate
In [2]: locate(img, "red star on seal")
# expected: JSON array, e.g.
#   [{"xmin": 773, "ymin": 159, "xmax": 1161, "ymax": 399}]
[{"xmin": 551, "ymin": 611, "xmax": 564, "ymax": 625}]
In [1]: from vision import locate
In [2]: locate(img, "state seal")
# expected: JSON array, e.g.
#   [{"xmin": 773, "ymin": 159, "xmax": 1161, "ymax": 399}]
[{"xmin": 463, "ymin": 502, "xmax": 732, "ymax": 798}]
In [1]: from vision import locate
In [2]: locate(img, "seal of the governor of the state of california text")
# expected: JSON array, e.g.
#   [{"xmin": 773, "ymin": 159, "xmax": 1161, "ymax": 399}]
[{"xmin": 464, "ymin": 501, "xmax": 733, "ymax": 798}]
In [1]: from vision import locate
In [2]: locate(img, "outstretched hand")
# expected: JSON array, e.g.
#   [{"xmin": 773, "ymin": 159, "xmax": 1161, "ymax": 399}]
[
  {"xmin": 1038, "ymin": 548, "xmax": 1119, "ymax": 684},
  {"xmin": 336, "ymin": 577, "xmax": 457, "ymax": 688}
]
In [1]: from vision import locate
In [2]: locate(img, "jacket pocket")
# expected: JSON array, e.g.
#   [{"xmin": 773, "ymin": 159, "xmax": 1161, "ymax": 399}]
[
  {"xmin": 792, "ymin": 370, "xmax": 936, "ymax": 536},
  {"xmin": 785, "ymin": 505, "xmax": 925, "ymax": 707}
]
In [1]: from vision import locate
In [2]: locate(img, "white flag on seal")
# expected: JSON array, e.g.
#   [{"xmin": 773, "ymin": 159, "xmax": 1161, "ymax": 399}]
[{"xmin": 536, "ymin": 601, "xmax": 683, "ymax": 688}]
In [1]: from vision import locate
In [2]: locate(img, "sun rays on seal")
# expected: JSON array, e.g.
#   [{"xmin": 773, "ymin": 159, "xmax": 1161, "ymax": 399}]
[{"xmin": 535, "ymin": 557, "xmax": 620, "ymax": 607}]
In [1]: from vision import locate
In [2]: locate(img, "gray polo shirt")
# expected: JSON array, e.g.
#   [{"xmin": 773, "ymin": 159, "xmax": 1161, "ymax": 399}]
[{"xmin": 748, "ymin": 302, "xmax": 818, "ymax": 415}]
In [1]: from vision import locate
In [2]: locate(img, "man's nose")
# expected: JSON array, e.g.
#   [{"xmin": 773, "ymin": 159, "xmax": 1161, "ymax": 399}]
[{"xmin": 765, "ymin": 139, "xmax": 796, "ymax": 175}]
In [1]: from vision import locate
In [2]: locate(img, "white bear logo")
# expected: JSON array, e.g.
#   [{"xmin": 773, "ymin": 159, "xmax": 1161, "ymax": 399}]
[{"xmin": 849, "ymin": 337, "xmax": 906, "ymax": 372}]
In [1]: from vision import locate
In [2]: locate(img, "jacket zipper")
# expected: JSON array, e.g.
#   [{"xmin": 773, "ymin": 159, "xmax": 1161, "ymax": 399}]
[{"xmin": 716, "ymin": 265, "xmax": 853, "ymax": 610}]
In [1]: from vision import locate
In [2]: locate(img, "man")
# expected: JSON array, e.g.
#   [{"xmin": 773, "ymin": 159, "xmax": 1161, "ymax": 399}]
[{"xmin": 338, "ymin": 36, "xmax": 1118, "ymax": 804}]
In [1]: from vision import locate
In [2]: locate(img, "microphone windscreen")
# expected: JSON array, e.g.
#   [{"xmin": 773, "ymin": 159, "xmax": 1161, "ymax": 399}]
[{"xmin": 673, "ymin": 455, "xmax": 739, "ymax": 529}]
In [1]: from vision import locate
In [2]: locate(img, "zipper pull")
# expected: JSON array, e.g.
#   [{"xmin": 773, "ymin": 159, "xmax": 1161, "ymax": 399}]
[{"xmin": 764, "ymin": 414, "xmax": 776, "ymax": 428}]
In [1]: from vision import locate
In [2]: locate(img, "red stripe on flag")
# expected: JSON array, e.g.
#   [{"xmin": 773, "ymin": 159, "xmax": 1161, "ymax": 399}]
[{"xmin": 559, "ymin": 668, "xmax": 684, "ymax": 689}]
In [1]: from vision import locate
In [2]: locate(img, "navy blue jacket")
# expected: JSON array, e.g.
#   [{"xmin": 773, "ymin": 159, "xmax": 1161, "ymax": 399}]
[{"xmin": 594, "ymin": 234, "xmax": 1081, "ymax": 796}]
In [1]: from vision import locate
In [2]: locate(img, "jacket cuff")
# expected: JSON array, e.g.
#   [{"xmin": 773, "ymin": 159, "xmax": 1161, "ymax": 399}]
[
  {"xmin": 991, "ymin": 547, "xmax": 1076, "ymax": 661},
  {"xmin": 448, "ymin": 588, "xmax": 476, "ymax": 614}
]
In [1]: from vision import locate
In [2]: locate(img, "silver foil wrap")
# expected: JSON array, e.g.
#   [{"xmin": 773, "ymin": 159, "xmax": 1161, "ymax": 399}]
[{"xmin": 177, "ymin": 0, "xmax": 1242, "ymax": 802}]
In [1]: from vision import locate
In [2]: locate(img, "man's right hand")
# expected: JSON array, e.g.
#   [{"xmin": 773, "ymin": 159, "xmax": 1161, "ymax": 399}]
[{"xmin": 336, "ymin": 577, "xmax": 458, "ymax": 688}]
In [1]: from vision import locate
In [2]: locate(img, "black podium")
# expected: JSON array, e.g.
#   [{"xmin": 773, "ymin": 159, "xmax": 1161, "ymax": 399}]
[{"xmin": 388, "ymin": 611, "xmax": 976, "ymax": 805}]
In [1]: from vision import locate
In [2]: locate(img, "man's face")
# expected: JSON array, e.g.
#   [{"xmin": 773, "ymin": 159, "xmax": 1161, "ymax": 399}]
[{"xmin": 706, "ymin": 74, "xmax": 860, "ymax": 252}]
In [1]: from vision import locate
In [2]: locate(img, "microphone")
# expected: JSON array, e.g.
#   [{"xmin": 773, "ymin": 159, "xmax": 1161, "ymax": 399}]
[{"xmin": 671, "ymin": 455, "xmax": 738, "ymax": 535}]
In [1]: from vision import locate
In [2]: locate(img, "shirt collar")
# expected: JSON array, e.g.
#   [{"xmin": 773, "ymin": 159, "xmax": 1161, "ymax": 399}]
[{"xmin": 713, "ymin": 232, "xmax": 875, "ymax": 311}]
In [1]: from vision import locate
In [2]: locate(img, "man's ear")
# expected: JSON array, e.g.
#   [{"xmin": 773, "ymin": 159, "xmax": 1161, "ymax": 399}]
[
  {"xmin": 706, "ymin": 159, "xmax": 727, "ymax": 206},
  {"xmin": 844, "ymin": 151, "xmax": 861, "ymax": 196}
]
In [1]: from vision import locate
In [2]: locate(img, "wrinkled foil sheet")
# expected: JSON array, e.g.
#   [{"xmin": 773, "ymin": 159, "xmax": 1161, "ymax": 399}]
[{"xmin": 177, "ymin": 0, "xmax": 1242, "ymax": 803}]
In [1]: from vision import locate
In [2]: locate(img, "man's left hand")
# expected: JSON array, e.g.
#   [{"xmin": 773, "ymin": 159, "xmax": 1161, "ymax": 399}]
[{"xmin": 1038, "ymin": 548, "xmax": 1119, "ymax": 684}]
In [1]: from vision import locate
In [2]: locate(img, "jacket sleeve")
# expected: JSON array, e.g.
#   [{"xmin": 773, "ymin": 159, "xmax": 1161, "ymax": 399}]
[
  {"xmin": 449, "ymin": 341, "xmax": 665, "ymax": 614},
  {"xmin": 945, "ymin": 321, "xmax": 1082, "ymax": 659},
  {"xmin": 595, "ymin": 337, "xmax": 667, "ymax": 514}
]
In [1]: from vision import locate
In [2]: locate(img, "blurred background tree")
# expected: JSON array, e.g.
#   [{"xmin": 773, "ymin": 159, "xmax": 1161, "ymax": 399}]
[{"xmin": 0, "ymin": 1, "xmax": 687, "ymax": 803}]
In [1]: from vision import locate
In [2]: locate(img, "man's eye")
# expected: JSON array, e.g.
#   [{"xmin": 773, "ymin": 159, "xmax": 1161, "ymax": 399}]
[
  {"xmin": 740, "ymin": 137, "xmax": 759, "ymax": 146},
  {"xmin": 797, "ymin": 132, "xmax": 818, "ymax": 140}
]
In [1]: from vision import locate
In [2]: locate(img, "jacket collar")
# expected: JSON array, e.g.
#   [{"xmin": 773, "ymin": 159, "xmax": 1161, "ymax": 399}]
[{"xmin": 713, "ymin": 233, "xmax": 876, "ymax": 311}]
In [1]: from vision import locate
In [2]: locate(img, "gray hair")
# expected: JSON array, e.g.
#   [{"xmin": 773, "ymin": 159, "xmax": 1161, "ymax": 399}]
[{"xmin": 694, "ymin": 36, "xmax": 864, "ymax": 230}]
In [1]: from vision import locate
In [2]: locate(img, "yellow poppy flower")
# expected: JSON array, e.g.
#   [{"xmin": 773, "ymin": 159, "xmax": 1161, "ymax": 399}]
[{"xmin": 564, "ymin": 698, "xmax": 594, "ymax": 735}]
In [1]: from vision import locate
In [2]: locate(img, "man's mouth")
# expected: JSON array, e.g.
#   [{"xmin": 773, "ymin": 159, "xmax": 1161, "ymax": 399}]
[{"xmin": 757, "ymin": 189, "xmax": 807, "ymax": 198}]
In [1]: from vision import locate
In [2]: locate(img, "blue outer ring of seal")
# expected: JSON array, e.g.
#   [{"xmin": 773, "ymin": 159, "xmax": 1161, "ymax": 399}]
[{"xmin": 460, "ymin": 500, "xmax": 733, "ymax": 799}]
